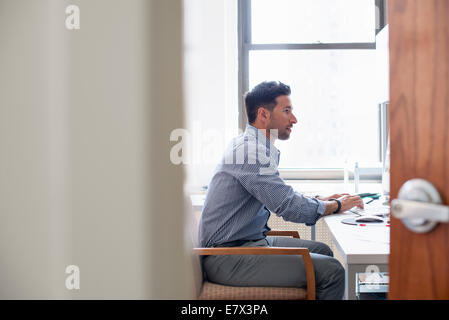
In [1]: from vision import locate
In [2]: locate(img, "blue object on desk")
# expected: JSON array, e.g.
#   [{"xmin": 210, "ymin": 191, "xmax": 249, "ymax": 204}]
[
  {"xmin": 359, "ymin": 193, "xmax": 381, "ymax": 204},
  {"xmin": 358, "ymin": 193, "xmax": 380, "ymax": 199}
]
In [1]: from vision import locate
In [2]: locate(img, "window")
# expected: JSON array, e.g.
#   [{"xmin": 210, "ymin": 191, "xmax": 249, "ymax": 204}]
[
  {"xmin": 251, "ymin": 0, "xmax": 375, "ymax": 44},
  {"xmin": 239, "ymin": 0, "xmax": 386, "ymax": 180},
  {"xmin": 184, "ymin": 0, "xmax": 239, "ymax": 191}
]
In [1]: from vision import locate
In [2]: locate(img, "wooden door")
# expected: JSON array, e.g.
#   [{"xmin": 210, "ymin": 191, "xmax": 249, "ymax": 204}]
[{"xmin": 389, "ymin": 0, "xmax": 449, "ymax": 299}]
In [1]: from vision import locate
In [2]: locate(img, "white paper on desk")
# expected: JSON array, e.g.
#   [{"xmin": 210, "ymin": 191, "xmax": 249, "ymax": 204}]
[
  {"xmin": 359, "ymin": 204, "xmax": 390, "ymax": 215},
  {"xmin": 347, "ymin": 226, "xmax": 390, "ymax": 245}
]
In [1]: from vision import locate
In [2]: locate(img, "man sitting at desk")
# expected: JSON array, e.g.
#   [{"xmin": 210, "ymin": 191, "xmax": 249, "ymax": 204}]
[{"xmin": 198, "ymin": 81, "xmax": 364, "ymax": 300}]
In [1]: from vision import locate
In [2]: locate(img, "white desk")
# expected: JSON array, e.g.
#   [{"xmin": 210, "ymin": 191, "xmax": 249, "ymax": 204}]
[
  {"xmin": 324, "ymin": 209, "xmax": 390, "ymax": 300},
  {"xmin": 287, "ymin": 181, "xmax": 385, "ymax": 241}
]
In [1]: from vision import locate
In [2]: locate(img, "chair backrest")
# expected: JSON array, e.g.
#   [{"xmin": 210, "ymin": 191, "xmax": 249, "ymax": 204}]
[{"xmin": 185, "ymin": 196, "xmax": 204, "ymax": 298}]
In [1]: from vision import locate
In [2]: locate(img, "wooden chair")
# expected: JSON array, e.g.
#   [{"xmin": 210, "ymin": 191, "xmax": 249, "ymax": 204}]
[{"xmin": 188, "ymin": 202, "xmax": 316, "ymax": 300}]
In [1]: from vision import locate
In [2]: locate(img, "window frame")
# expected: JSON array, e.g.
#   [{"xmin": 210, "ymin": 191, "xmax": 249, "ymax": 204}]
[{"xmin": 238, "ymin": 0, "xmax": 387, "ymax": 181}]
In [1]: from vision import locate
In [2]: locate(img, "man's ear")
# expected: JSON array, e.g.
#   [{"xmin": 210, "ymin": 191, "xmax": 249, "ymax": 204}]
[{"xmin": 257, "ymin": 107, "xmax": 270, "ymax": 123}]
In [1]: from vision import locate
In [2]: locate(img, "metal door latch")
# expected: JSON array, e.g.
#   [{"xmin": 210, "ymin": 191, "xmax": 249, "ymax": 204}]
[{"xmin": 391, "ymin": 179, "xmax": 449, "ymax": 233}]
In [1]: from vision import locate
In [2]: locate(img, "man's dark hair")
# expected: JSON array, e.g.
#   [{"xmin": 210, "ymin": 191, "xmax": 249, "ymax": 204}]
[{"xmin": 244, "ymin": 81, "xmax": 291, "ymax": 124}]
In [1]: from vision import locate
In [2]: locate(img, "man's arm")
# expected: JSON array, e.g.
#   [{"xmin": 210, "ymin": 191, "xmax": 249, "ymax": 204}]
[
  {"xmin": 228, "ymin": 162, "xmax": 326, "ymax": 225},
  {"xmin": 231, "ymin": 167, "xmax": 363, "ymax": 222},
  {"xmin": 225, "ymin": 143, "xmax": 364, "ymax": 224}
]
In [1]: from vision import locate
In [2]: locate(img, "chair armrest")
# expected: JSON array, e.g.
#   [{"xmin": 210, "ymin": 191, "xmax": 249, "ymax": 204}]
[
  {"xmin": 193, "ymin": 247, "xmax": 316, "ymax": 300},
  {"xmin": 193, "ymin": 247, "xmax": 307, "ymax": 255},
  {"xmin": 266, "ymin": 230, "xmax": 300, "ymax": 238}
]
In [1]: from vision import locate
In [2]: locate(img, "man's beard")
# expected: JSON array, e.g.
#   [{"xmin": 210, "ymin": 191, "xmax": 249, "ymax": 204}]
[
  {"xmin": 278, "ymin": 129, "xmax": 290, "ymax": 140},
  {"xmin": 268, "ymin": 127, "xmax": 290, "ymax": 140}
]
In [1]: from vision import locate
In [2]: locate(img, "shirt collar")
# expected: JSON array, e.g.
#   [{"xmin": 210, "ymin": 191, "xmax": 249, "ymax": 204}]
[{"xmin": 245, "ymin": 124, "xmax": 280, "ymax": 158}]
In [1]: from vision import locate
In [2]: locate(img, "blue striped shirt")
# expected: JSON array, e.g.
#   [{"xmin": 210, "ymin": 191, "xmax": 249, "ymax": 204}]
[{"xmin": 198, "ymin": 124, "xmax": 326, "ymax": 248}]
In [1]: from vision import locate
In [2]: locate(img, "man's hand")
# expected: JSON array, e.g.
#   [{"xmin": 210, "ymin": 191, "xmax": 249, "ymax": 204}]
[
  {"xmin": 337, "ymin": 194, "xmax": 364, "ymax": 212},
  {"xmin": 317, "ymin": 193, "xmax": 350, "ymax": 201},
  {"xmin": 323, "ymin": 194, "xmax": 364, "ymax": 216}
]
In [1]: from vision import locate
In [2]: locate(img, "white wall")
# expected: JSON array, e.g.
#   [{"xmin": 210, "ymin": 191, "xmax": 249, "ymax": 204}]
[
  {"xmin": 183, "ymin": 0, "xmax": 239, "ymax": 191},
  {"xmin": 0, "ymin": 0, "xmax": 71, "ymax": 299},
  {"xmin": 0, "ymin": 0, "xmax": 193, "ymax": 299}
]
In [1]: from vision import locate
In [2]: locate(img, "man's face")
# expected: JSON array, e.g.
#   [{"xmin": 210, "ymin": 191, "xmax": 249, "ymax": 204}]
[{"xmin": 267, "ymin": 95, "xmax": 297, "ymax": 140}]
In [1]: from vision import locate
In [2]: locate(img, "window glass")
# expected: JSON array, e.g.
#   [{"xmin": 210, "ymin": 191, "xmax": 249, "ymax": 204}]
[
  {"xmin": 249, "ymin": 49, "xmax": 378, "ymax": 168},
  {"xmin": 251, "ymin": 0, "xmax": 375, "ymax": 44}
]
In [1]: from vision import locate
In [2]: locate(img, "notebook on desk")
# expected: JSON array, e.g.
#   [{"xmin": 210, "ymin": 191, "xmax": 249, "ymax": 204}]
[{"xmin": 349, "ymin": 206, "xmax": 390, "ymax": 217}]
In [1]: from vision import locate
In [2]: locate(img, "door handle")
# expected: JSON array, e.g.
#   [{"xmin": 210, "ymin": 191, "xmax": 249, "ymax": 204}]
[{"xmin": 391, "ymin": 179, "xmax": 449, "ymax": 233}]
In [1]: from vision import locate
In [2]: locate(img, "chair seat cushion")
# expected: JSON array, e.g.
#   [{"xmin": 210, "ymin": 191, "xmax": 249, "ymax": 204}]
[{"xmin": 199, "ymin": 281, "xmax": 307, "ymax": 300}]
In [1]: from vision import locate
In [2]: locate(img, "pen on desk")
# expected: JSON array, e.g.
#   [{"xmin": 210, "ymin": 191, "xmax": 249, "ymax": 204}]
[{"xmin": 366, "ymin": 198, "xmax": 375, "ymax": 204}]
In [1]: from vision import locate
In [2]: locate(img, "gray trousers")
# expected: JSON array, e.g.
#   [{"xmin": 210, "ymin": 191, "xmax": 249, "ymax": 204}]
[{"xmin": 202, "ymin": 236, "xmax": 345, "ymax": 300}]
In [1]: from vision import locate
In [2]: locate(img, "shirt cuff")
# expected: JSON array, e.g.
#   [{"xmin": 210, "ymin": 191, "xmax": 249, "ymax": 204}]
[{"xmin": 305, "ymin": 199, "xmax": 326, "ymax": 226}]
